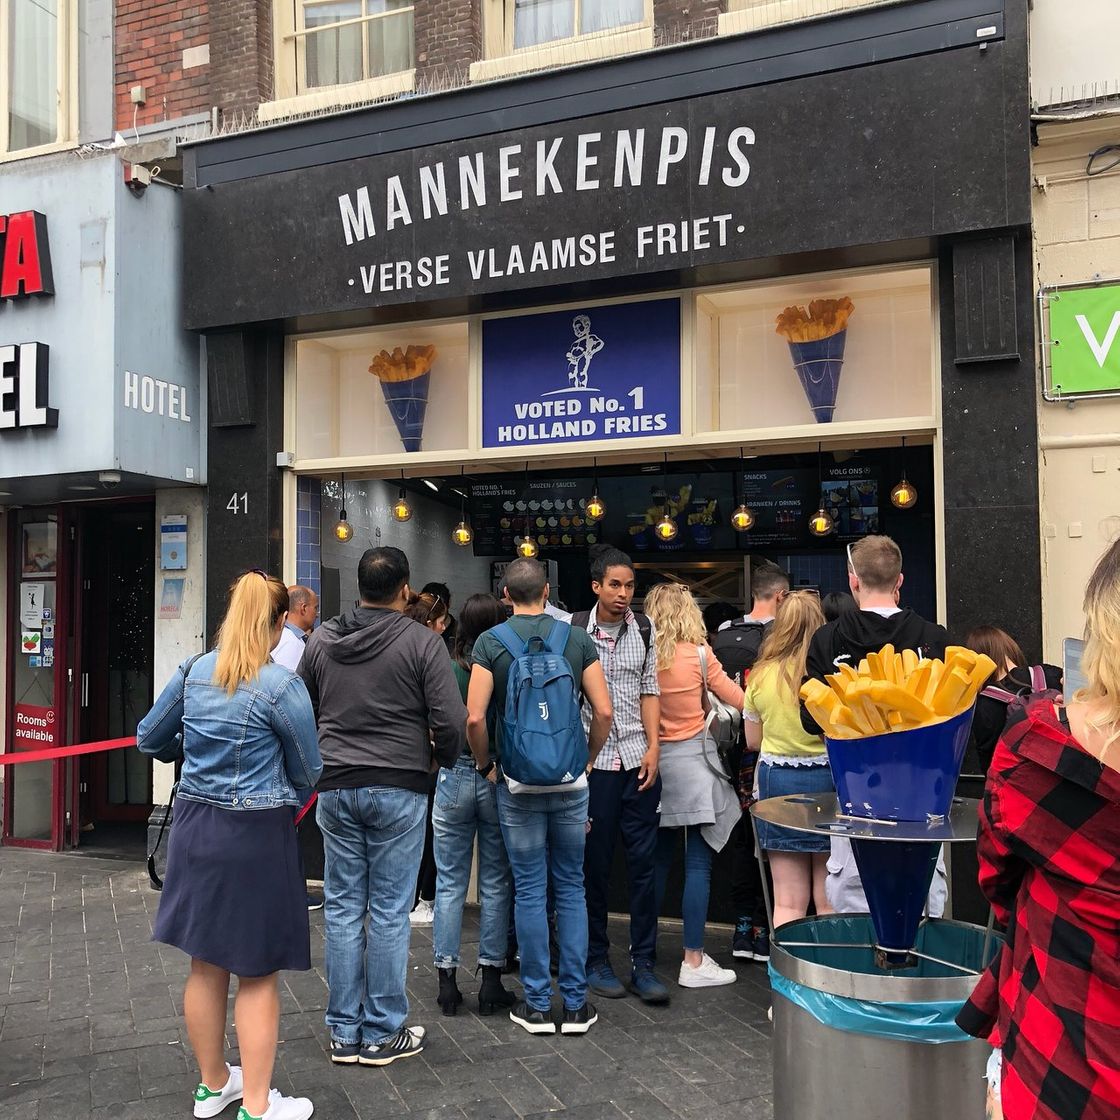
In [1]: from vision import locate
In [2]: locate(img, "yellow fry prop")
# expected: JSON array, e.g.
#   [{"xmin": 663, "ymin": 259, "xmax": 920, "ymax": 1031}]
[{"xmin": 800, "ymin": 645, "xmax": 996, "ymax": 739}]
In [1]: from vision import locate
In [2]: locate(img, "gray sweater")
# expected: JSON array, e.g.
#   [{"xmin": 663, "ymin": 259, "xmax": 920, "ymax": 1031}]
[{"xmin": 299, "ymin": 606, "xmax": 466, "ymax": 794}]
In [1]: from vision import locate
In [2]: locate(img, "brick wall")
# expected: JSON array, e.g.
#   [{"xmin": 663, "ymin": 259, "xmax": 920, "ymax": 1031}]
[
  {"xmin": 414, "ymin": 0, "xmax": 483, "ymax": 88},
  {"xmin": 115, "ymin": 0, "xmax": 211, "ymax": 130},
  {"xmin": 210, "ymin": 0, "xmax": 274, "ymax": 119}
]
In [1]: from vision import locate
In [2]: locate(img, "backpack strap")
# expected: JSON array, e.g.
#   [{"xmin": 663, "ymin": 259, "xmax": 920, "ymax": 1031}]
[
  {"xmin": 543, "ymin": 620, "xmax": 571, "ymax": 656},
  {"xmin": 571, "ymin": 610, "xmax": 591, "ymax": 631},
  {"xmin": 633, "ymin": 612, "xmax": 652, "ymax": 655},
  {"xmin": 1029, "ymin": 664, "xmax": 1047, "ymax": 693},
  {"xmin": 491, "ymin": 622, "xmax": 528, "ymax": 661},
  {"xmin": 981, "ymin": 685, "xmax": 1019, "ymax": 704}
]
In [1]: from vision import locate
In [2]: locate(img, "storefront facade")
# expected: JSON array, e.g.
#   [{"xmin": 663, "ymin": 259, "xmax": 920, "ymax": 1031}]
[
  {"xmin": 183, "ymin": 0, "xmax": 1038, "ymax": 903},
  {"xmin": 0, "ymin": 154, "xmax": 205, "ymax": 850}
]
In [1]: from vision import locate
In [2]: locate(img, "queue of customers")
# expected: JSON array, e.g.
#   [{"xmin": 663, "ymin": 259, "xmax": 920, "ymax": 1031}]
[{"xmin": 136, "ymin": 531, "xmax": 1103, "ymax": 1120}]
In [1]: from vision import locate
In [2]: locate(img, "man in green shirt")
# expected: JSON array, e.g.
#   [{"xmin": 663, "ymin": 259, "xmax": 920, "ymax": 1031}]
[{"xmin": 468, "ymin": 558, "xmax": 612, "ymax": 1036}]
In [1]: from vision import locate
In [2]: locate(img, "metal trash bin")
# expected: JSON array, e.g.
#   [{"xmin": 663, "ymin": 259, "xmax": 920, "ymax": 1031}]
[{"xmin": 769, "ymin": 915, "xmax": 997, "ymax": 1120}]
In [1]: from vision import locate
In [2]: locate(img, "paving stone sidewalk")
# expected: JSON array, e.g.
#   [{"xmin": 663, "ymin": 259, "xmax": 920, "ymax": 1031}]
[{"xmin": 0, "ymin": 850, "xmax": 774, "ymax": 1120}]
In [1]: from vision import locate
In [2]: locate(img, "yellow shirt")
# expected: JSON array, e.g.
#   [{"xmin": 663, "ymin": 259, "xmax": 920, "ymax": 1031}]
[{"xmin": 744, "ymin": 664, "xmax": 826, "ymax": 758}]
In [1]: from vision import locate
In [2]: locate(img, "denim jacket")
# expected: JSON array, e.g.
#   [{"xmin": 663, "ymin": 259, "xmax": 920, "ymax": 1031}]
[{"xmin": 138, "ymin": 650, "xmax": 323, "ymax": 810}]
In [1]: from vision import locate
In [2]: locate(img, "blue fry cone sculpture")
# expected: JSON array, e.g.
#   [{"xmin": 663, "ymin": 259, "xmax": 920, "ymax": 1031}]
[
  {"xmin": 850, "ymin": 839, "xmax": 940, "ymax": 958},
  {"xmin": 380, "ymin": 371, "xmax": 431, "ymax": 453},
  {"xmin": 788, "ymin": 331, "xmax": 847, "ymax": 423},
  {"xmin": 825, "ymin": 705, "xmax": 975, "ymax": 957}
]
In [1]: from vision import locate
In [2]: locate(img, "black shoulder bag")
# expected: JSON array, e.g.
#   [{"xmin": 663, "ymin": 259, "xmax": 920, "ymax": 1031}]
[{"xmin": 147, "ymin": 653, "xmax": 205, "ymax": 891}]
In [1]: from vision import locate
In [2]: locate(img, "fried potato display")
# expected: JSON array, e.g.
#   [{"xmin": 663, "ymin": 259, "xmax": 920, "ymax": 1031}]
[
  {"xmin": 368, "ymin": 344, "xmax": 437, "ymax": 382},
  {"xmin": 775, "ymin": 297, "xmax": 855, "ymax": 344},
  {"xmin": 800, "ymin": 644, "xmax": 996, "ymax": 740}
]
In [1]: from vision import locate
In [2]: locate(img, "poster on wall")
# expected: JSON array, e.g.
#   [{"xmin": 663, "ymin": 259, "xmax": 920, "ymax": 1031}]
[
  {"xmin": 21, "ymin": 522, "xmax": 57, "ymax": 576},
  {"xmin": 597, "ymin": 471, "xmax": 735, "ymax": 554},
  {"xmin": 481, "ymin": 300, "xmax": 682, "ymax": 450},
  {"xmin": 160, "ymin": 578, "xmax": 186, "ymax": 620},
  {"xmin": 160, "ymin": 515, "xmax": 188, "ymax": 570},
  {"xmin": 20, "ymin": 583, "xmax": 44, "ymax": 629}
]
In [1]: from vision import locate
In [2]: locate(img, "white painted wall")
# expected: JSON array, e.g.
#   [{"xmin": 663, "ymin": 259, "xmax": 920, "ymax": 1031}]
[
  {"xmin": 1031, "ymin": 0, "xmax": 1120, "ymax": 108},
  {"xmin": 151, "ymin": 488, "xmax": 207, "ymax": 803}
]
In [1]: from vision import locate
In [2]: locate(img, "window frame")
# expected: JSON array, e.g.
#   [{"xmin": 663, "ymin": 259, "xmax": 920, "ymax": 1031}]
[
  {"xmin": 0, "ymin": 0, "xmax": 78, "ymax": 163},
  {"xmin": 502, "ymin": 0, "xmax": 652, "ymax": 56},
  {"xmin": 288, "ymin": 0, "xmax": 416, "ymax": 94}
]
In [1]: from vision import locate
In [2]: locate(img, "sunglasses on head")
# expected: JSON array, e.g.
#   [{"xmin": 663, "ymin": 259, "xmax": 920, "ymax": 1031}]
[{"xmin": 424, "ymin": 593, "xmax": 444, "ymax": 623}]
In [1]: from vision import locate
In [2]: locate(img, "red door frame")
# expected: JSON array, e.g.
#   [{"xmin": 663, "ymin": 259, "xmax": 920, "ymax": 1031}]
[{"xmin": 3, "ymin": 507, "xmax": 73, "ymax": 850}]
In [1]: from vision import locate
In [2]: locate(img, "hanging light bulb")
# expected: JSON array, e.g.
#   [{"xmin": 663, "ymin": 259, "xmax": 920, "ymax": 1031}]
[
  {"xmin": 586, "ymin": 458, "xmax": 605, "ymax": 522},
  {"xmin": 731, "ymin": 504, "xmax": 755, "ymax": 532},
  {"xmin": 808, "ymin": 507, "xmax": 835, "ymax": 537},
  {"xmin": 334, "ymin": 473, "xmax": 355, "ymax": 541},
  {"xmin": 730, "ymin": 447, "xmax": 754, "ymax": 532},
  {"xmin": 891, "ymin": 437, "xmax": 918, "ymax": 509},
  {"xmin": 808, "ymin": 441, "xmax": 834, "ymax": 537},
  {"xmin": 654, "ymin": 512, "xmax": 679, "ymax": 542},
  {"xmin": 451, "ymin": 471, "xmax": 473, "ymax": 546},
  {"xmin": 515, "ymin": 534, "xmax": 539, "ymax": 558},
  {"xmin": 391, "ymin": 475, "xmax": 413, "ymax": 523}
]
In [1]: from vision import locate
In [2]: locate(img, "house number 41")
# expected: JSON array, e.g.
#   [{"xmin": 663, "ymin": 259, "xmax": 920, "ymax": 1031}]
[{"xmin": 226, "ymin": 492, "xmax": 249, "ymax": 514}]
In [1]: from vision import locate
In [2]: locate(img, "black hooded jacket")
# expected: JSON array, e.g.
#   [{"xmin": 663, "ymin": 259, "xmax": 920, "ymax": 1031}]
[
  {"xmin": 799, "ymin": 608, "xmax": 952, "ymax": 735},
  {"xmin": 299, "ymin": 606, "xmax": 466, "ymax": 793}
]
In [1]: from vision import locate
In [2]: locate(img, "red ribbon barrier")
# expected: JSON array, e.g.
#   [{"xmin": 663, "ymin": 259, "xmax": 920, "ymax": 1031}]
[
  {"xmin": 294, "ymin": 792, "xmax": 317, "ymax": 826},
  {"xmin": 0, "ymin": 736, "xmax": 137, "ymax": 766}
]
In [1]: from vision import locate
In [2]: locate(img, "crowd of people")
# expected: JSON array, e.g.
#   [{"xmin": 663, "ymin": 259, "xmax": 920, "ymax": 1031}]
[{"xmin": 136, "ymin": 532, "xmax": 1120, "ymax": 1120}]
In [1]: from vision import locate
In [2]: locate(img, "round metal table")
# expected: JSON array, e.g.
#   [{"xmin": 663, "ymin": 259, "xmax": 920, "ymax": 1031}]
[{"xmin": 751, "ymin": 792, "xmax": 981, "ymax": 843}]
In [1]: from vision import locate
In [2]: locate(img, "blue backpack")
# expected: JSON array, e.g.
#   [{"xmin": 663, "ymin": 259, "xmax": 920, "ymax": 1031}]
[{"xmin": 492, "ymin": 620, "xmax": 588, "ymax": 789}]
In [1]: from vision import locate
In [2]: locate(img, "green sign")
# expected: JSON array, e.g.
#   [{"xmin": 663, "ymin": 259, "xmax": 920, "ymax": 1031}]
[{"xmin": 1049, "ymin": 282, "xmax": 1120, "ymax": 394}]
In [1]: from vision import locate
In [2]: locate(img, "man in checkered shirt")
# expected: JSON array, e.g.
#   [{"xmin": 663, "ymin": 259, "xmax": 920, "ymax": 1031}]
[{"xmin": 572, "ymin": 546, "xmax": 669, "ymax": 1005}]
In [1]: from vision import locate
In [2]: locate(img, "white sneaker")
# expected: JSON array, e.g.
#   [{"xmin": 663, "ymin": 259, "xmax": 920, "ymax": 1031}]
[
  {"xmin": 239, "ymin": 1089, "xmax": 314, "ymax": 1120},
  {"xmin": 677, "ymin": 953, "xmax": 737, "ymax": 989},
  {"xmin": 408, "ymin": 899, "xmax": 434, "ymax": 926},
  {"xmin": 194, "ymin": 1064, "xmax": 243, "ymax": 1118}
]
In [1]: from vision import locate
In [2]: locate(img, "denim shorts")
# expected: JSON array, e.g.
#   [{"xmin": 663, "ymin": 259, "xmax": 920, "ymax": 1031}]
[{"xmin": 755, "ymin": 760, "xmax": 834, "ymax": 853}]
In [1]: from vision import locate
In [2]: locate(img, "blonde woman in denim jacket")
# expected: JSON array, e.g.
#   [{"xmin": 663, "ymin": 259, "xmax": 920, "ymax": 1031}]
[{"xmin": 139, "ymin": 571, "xmax": 322, "ymax": 1120}]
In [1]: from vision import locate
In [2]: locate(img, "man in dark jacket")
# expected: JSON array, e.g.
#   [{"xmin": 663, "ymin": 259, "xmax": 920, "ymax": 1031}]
[
  {"xmin": 800, "ymin": 535, "xmax": 951, "ymax": 735},
  {"xmin": 299, "ymin": 547, "xmax": 465, "ymax": 1069}
]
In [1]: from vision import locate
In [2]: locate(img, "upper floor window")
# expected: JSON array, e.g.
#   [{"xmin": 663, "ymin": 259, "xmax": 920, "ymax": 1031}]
[
  {"xmin": 512, "ymin": 0, "xmax": 645, "ymax": 49},
  {"xmin": 294, "ymin": 0, "xmax": 414, "ymax": 91},
  {"xmin": 2, "ymin": 0, "xmax": 75, "ymax": 156}
]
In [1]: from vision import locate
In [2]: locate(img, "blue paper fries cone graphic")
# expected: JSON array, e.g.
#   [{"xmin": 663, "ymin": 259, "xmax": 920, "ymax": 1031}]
[
  {"xmin": 788, "ymin": 331, "xmax": 847, "ymax": 424},
  {"xmin": 379, "ymin": 371, "xmax": 431, "ymax": 453}
]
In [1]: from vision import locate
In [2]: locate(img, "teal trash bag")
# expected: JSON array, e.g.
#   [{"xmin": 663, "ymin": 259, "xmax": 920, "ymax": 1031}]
[{"xmin": 767, "ymin": 915, "xmax": 998, "ymax": 1045}]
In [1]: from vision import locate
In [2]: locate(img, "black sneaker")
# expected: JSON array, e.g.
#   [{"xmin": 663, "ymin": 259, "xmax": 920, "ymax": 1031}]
[
  {"xmin": 560, "ymin": 1003, "xmax": 598, "ymax": 1035},
  {"xmin": 357, "ymin": 1026, "xmax": 426, "ymax": 1066},
  {"xmin": 732, "ymin": 918, "xmax": 753, "ymax": 959},
  {"xmin": 751, "ymin": 926, "xmax": 770, "ymax": 962},
  {"xmin": 509, "ymin": 1000, "xmax": 556, "ymax": 1035},
  {"xmin": 329, "ymin": 1038, "xmax": 360, "ymax": 1065},
  {"xmin": 307, "ymin": 892, "xmax": 325, "ymax": 912}
]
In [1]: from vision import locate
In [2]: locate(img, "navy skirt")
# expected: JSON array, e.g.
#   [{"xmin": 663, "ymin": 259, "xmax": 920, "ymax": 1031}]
[{"xmin": 154, "ymin": 798, "xmax": 311, "ymax": 976}]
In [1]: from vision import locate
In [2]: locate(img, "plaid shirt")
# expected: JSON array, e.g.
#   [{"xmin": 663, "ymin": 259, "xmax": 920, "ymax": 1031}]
[
  {"xmin": 579, "ymin": 605, "xmax": 659, "ymax": 772},
  {"xmin": 957, "ymin": 704, "xmax": 1120, "ymax": 1120}
]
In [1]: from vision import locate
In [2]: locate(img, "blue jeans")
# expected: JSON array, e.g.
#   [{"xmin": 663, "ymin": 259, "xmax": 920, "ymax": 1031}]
[
  {"xmin": 497, "ymin": 782, "xmax": 589, "ymax": 1012},
  {"xmin": 316, "ymin": 785, "xmax": 426, "ymax": 1046},
  {"xmin": 654, "ymin": 826, "xmax": 714, "ymax": 953},
  {"xmin": 432, "ymin": 757, "xmax": 513, "ymax": 969}
]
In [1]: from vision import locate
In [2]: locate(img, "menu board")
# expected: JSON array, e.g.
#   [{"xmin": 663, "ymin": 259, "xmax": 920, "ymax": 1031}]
[
  {"xmin": 740, "ymin": 462, "xmax": 880, "ymax": 548},
  {"xmin": 470, "ymin": 476, "xmax": 599, "ymax": 556},
  {"xmin": 598, "ymin": 471, "xmax": 736, "ymax": 554}
]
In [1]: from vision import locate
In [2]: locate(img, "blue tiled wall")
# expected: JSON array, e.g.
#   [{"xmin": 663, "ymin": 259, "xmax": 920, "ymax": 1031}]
[{"xmin": 296, "ymin": 476, "xmax": 322, "ymax": 604}]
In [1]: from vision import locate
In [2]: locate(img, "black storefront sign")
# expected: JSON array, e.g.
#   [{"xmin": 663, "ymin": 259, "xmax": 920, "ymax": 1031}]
[{"xmin": 184, "ymin": 42, "xmax": 1027, "ymax": 329}]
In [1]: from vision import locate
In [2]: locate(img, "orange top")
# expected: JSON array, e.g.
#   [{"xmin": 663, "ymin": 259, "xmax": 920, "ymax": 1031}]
[{"xmin": 657, "ymin": 642, "xmax": 746, "ymax": 743}]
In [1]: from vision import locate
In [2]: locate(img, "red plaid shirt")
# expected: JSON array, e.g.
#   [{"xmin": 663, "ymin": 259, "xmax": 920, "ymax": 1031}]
[{"xmin": 957, "ymin": 704, "xmax": 1120, "ymax": 1120}]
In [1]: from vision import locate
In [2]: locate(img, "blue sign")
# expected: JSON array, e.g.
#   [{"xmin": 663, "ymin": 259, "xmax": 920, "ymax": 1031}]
[{"xmin": 482, "ymin": 299, "xmax": 681, "ymax": 449}]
